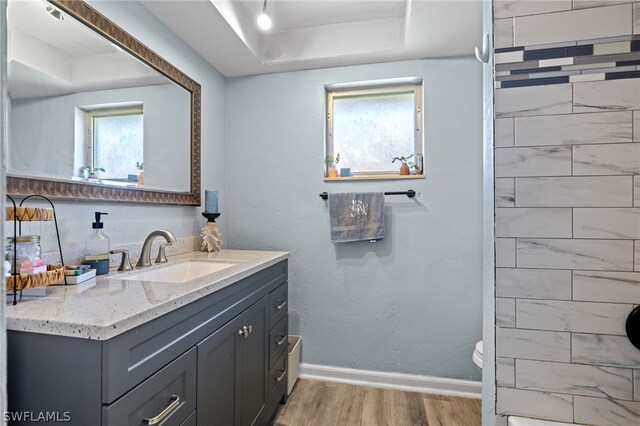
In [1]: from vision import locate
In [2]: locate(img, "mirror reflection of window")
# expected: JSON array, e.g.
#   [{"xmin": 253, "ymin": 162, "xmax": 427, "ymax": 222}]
[{"xmin": 86, "ymin": 106, "xmax": 143, "ymax": 182}]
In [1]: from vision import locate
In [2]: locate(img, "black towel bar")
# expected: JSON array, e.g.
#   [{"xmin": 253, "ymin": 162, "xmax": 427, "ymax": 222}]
[{"xmin": 319, "ymin": 190, "xmax": 416, "ymax": 200}]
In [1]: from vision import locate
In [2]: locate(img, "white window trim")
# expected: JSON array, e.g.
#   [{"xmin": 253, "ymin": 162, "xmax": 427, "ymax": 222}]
[{"xmin": 325, "ymin": 78, "xmax": 424, "ymax": 180}]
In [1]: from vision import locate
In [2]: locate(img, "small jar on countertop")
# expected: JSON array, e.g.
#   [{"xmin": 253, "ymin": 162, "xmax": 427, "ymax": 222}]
[{"xmin": 6, "ymin": 235, "xmax": 42, "ymax": 273}]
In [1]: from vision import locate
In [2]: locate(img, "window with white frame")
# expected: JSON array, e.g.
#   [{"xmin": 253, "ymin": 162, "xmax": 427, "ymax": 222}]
[
  {"xmin": 85, "ymin": 106, "xmax": 143, "ymax": 180},
  {"xmin": 325, "ymin": 78, "xmax": 423, "ymax": 178}
]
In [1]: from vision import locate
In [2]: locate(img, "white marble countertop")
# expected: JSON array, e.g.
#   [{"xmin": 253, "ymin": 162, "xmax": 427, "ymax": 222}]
[{"xmin": 6, "ymin": 249, "xmax": 289, "ymax": 340}]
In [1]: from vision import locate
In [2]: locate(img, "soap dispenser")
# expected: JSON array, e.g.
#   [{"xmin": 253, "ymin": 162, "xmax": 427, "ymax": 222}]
[{"xmin": 84, "ymin": 212, "xmax": 110, "ymax": 275}]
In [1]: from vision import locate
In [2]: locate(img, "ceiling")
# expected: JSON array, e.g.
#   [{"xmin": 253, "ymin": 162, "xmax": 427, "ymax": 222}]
[
  {"xmin": 140, "ymin": 0, "xmax": 483, "ymax": 77},
  {"xmin": 237, "ymin": 0, "xmax": 407, "ymax": 31},
  {"xmin": 9, "ymin": 0, "xmax": 114, "ymax": 57},
  {"xmin": 8, "ymin": 0, "xmax": 168, "ymax": 99}
]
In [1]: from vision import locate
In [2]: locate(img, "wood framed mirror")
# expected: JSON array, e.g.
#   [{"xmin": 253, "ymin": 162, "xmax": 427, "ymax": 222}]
[{"xmin": 7, "ymin": 0, "xmax": 201, "ymax": 205}]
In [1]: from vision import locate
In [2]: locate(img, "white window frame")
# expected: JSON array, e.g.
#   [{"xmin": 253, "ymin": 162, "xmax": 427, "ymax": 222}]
[
  {"xmin": 325, "ymin": 77, "xmax": 424, "ymax": 180},
  {"xmin": 85, "ymin": 105, "xmax": 143, "ymax": 171}
]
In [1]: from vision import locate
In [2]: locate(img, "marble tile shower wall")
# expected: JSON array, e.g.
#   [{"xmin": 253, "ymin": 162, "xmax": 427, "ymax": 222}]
[{"xmin": 494, "ymin": 1, "xmax": 640, "ymax": 425}]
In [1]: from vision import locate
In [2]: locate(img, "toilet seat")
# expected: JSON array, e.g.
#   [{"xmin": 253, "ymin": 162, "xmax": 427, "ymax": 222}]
[{"xmin": 472, "ymin": 340, "xmax": 483, "ymax": 369}]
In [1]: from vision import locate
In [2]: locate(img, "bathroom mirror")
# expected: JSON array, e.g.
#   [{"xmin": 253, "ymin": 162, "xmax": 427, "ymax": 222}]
[{"xmin": 6, "ymin": 0, "xmax": 201, "ymax": 205}]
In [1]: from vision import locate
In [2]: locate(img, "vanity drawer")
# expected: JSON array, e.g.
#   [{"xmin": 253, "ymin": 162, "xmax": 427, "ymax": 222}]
[
  {"xmin": 102, "ymin": 348, "xmax": 196, "ymax": 426},
  {"xmin": 269, "ymin": 315, "xmax": 288, "ymax": 368},
  {"xmin": 269, "ymin": 351, "xmax": 287, "ymax": 395},
  {"xmin": 269, "ymin": 282, "xmax": 288, "ymax": 328}
]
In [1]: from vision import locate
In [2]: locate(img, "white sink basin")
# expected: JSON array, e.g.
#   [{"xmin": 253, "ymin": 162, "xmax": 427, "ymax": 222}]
[{"xmin": 118, "ymin": 261, "xmax": 236, "ymax": 283}]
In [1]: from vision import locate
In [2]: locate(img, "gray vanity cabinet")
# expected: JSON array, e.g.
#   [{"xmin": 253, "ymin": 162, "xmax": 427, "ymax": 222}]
[
  {"xmin": 197, "ymin": 297, "xmax": 268, "ymax": 426},
  {"xmin": 7, "ymin": 260, "xmax": 288, "ymax": 426}
]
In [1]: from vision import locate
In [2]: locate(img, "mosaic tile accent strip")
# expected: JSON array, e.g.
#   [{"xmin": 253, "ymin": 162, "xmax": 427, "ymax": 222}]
[{"xmin": 495, "ymin": 36, "xmax": 640, "ymax": 88}]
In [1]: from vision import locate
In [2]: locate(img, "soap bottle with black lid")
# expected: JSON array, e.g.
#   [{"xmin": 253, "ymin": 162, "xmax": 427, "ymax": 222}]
[{"xmin": 84, "ymin": 212, "xmax": 110, "ymax": 275}]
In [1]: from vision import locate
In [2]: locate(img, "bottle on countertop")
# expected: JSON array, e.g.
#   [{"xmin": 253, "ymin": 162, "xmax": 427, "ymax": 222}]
[{"xmin": 84, "ymin": 212, "xmax": 110, "ymax": 275}]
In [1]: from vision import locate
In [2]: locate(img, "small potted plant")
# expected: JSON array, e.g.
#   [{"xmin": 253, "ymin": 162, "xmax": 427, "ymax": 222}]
[
  {"xmin": 325, "ymin": 153, "xmax": 340, "ymax": 178},
  {"xmin": 136, "ymin": 162, "xmax": 144, "ymax": 186},
  {"xmin": 81, "ymin": 166, "xmax": 105, "ymax": 179},
  {"xmin": 392, "ymin": 155, "xmax": 414, "ymax": 176},
  {"xmin": 408, "ymin": 160, "xmax": 419, "ymax": 175}
]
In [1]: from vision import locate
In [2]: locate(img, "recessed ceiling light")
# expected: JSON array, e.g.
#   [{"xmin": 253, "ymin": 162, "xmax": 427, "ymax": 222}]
[
  {"xmin": 257, "ymin": 0, "xmax": 272, "ymax": 32},
  {"xmin": 45, "ymin": 5, "xmax": 64, "ymax": 21}
]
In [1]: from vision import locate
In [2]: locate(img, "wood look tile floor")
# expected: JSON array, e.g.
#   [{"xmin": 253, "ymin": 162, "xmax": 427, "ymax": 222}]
[{"xmin": 273, "ymin": 379, "xmax": 481, "ymax": 426}]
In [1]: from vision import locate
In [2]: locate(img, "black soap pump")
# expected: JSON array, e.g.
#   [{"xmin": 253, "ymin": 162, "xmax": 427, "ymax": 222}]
[{"xmin": 84, "ymin": 212, "xmax": 110, "ymax": 275}]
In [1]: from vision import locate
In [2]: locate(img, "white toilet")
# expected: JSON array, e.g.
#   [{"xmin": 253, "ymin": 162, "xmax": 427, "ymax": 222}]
[{"xmin": 472, "ymin": 340, "xmax": 483, "ymax": 370}]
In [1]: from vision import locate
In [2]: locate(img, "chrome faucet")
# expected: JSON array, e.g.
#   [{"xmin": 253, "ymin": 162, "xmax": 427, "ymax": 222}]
[{"xmin": 136, "ymin": 230, "xmax": 176, "ymax": 268}]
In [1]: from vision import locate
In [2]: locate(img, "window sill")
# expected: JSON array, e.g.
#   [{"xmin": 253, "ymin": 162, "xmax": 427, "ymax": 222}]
[{"xmin": 324, "ymin": 174, "xmax": 425, "ymax": 182}]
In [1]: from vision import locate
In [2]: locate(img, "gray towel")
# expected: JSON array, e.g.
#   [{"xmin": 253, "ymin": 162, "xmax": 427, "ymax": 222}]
[{"xmin": 328, "ymin": 192, "xmax": 385, "ymax": 242}]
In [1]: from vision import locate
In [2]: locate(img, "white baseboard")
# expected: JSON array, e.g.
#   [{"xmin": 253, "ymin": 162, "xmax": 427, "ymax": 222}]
[{"xmin": 298, "ymin": 363, "xmax": 482, "ymax": 399}]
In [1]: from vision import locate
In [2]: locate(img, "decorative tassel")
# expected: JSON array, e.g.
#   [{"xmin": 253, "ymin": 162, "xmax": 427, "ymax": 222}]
[{"xmin": 201, "ymin": 222, "xmax": 223, "ymax": 252}]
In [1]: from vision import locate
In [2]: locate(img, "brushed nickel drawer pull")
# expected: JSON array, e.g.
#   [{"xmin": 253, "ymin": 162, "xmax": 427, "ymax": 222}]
[
  {"xmin": 143, "ymin": 394, "xmax": 180, "ymax": 425},
  {"xmin": 276, "ymin": 335, "xmax": 287, "ymax": 346},
  {"xmin": 275, "ymin": 370, "xmax": 286, "ymax": 382},
  {"xmin": 238, "ymin": 326, "xmax": 249, "ymax": 338},
  {"xmin": 276, "ymin": 300, "xmax": 287, "ymax": 310}
]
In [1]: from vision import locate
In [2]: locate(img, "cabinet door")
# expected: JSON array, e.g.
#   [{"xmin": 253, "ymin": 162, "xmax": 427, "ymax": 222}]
[
  {"xmin": 239, "ymin": 297, "xmax": 269, "ymax": 426},
  {"xmin": 197, "ymin": 297, "xmax": 269, "ymax": 426},
  {"xmin": 197, "ymin": 313, "xmax": 244, "ymax": 426}
]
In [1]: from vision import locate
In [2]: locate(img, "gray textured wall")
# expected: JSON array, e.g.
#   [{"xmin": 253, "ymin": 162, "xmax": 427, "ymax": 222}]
[{"xmin": 226, "ymin": 58, "xmax": 484, "ymax": 380}]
